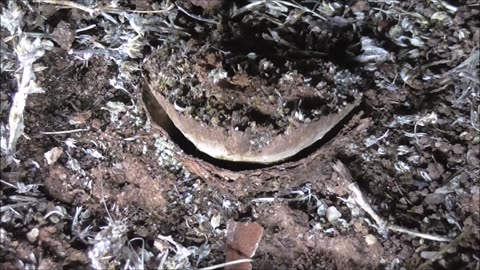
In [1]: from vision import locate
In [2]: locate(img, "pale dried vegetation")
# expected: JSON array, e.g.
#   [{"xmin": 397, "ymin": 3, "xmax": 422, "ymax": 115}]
[{"xmin": 0, "ymin": 0, "xmax": 478, "ymax": 269}]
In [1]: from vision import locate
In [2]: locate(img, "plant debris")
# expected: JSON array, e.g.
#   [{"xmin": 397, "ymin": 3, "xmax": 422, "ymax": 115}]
[{"xmin": 0, "ymin": 0, "xmax": 478, "ymax": 269}]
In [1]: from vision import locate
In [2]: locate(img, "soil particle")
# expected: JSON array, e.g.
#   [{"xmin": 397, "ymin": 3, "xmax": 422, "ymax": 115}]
[
  {"xmin": 44, "ymin": 165, "xmax": 76, "ymax": 204},
  {"xmin": 27, "ymin": 51, "xmax": 117, "ymax": 134},
  {"xmin": 427, "ymin": 163, "xmax": 445, "ymax": 181},
  {"xmin": 51, "ymin": 20, "xmax": 75, "ymax": 50},
  {"xmin": 38, "ymin": 226, "xmax": 89, "ymax": 265},
  {"xmin": 0, "ymin": 262, "xmax": 17, "ymax": 270},
  {"xmin": 307, "ymin": 233, "xmax": 384, "ymax": 269},
  {"xmin": 460, "ymin": 190, "xmax": 480, "ymax": 217},
  {"xmin": 252, "ymin": 201, "xmax": 384, "ymax": 268},
  {"xmin": 91, "ymin": 155, "xmax": 171, "ymax": 214},
  {"xmin": 466, "ymin": 147, "xmax": 480, "ymax": 166},
  {"xmin": 15, "ymin": 241, "xmax": 35, "ymax": 263},
  {"xmin": 38, "ymin": 258, "xmax": 59, "ymax": 270},
  {"xmin": 255, "ymin": 204, "xmax": 310, "ymax": 268},
  {"xmin": 39, "ymin": 226, "xmax": 66, "ymax": 257},
  {"xmin": 326, "ymin": 206, "xmax": 342, "ymax": 222}
]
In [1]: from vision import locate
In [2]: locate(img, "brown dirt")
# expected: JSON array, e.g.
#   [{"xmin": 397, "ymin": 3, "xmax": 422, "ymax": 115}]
[
  {"xmin": 1, "ymin": 1, "xmax": 479, "ymax": 270},
  {"xmin": 3, "ymin": 47, "xmax": 478, "ymax": 268}
]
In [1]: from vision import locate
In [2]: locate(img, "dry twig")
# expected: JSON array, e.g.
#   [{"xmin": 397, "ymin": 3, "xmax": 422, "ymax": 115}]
[
  {"xmin": 33, "ymin": 0, "xmax": 173, "ymax": 14},
  {"xmin": 416, "ymin": 227, "xmax": 471, "ymax": 270},
  {"xmin": 333, "ymin": 160, "xmax": 453, "ymax": 242},
  {"xmin": 40, "ymin": 127, "xmax": 90, "ymax": 135},
  {"xmin": 199, "ymin": 259, "xmax": 253, "ymax": 270}
]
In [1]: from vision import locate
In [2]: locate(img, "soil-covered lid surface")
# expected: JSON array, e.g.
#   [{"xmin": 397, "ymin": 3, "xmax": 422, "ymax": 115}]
[
  {"xmin": 143, "ymin": 38, "xmax": 362, "ymax": 163},
  {"xmin": 1, "ymin": 0, "xmax": 479, "ymax": 269}
]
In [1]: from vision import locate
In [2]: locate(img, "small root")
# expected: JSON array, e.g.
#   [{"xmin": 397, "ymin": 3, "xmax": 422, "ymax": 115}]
[{"xmin": 334, "ymin": 160, "xmax": 453, "ymax": 243}]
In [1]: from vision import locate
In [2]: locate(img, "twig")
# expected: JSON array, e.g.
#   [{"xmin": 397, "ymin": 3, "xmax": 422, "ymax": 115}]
[
  {"xmin": 231, "ymin": 1, "xmax": 265, "ymax": 17},
  {"xmin": 388, "ymin": 225, "xmax": 452, "ymax": 242},
  {"xmin": 334, "ymin": 160, "xmax": 453, "ymax": 242},
  {"xmin": 34, "ymin": 0, "xmax": 173, "ymax": 15},
  {"xmin": 231, "ymin": 0, "xmax": 326, "ymax": 20},
  {"xmin": 199, "ymin": 259, "xmax": 253, "ymax": 270},
  {"xmin": 102, "ymin": 8, "xmax": 172, "ymax": 15},
  {"xmin": 0, "ymin": 179, "xmax": 17, "ymax": 189},
  {"xmin": 274, "ymin": 0, "xmax": 326, "ymax": 20},
  {"xmin": 0, "ymin": 202, "xmax": 36, "ymax": 213},
  {"xmin": 127, "ymin": 237, "xmax": 145, "ymax": 270},
  {"xmin": 75, "ymin": 24, "xmax": 97, "ymax": 33},
  {"xmin": 40, "ymin": 127, "xmax": 90, "ymax": 135},
  {"xmin": 393, "ymin": 179, "xmax": 413, "ymax": 205},
  {"xmin": 33, "ymin": 0, "xmax": 96, "ymax": 14},
  {"xmin": 348, "ymin": 183, "xmax": 387, "ymax": 229},
  {"xmin": 43, "ymin": 210, "xmax": 65, "ymax": 219}
]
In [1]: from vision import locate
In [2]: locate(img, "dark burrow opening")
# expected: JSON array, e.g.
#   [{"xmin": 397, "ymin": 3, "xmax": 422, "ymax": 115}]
[{"xmin": 217, "ymin": 23, "xmax": 360, "ymax": 85}]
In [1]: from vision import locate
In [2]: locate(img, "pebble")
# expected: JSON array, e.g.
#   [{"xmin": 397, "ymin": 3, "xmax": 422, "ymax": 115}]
[
  {"xmin": 316, "ymin": 200, "xmax": 328, "ymax": 216},
  {"xmin": 420, "ymin": 251, "xmax": 438, "ymax": 259},
  {"xmin": 44, "ymin": 147, "xmax": 63, "ymax": 165},
  {"xmin": 326, "ymin": 206, "xmax": 342, "ymax": 223},
  {"xmin": 26, "ymin": 228, "xmax": 39, "ymax": 243},
  {"xmin": 365, "ymin": 234, "xmax": 378, "ymax": 245}
]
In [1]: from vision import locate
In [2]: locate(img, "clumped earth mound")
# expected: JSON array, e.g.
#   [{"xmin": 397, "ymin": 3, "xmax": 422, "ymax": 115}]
[
  {"xmin": 142, "ymin": 26, "xmax": 363, "ymax": 163},
  {"xmin": 0, "ymin": 1, "xmax": 479, "ymax": 270}
]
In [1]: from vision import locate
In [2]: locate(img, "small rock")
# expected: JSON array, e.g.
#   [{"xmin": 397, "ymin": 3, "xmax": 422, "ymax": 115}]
[
  {"xmin": 473, "ymin": 135, "xmax": 480, "ymax": 144},
  {"xmin": 420, "ymin": 251, "xmax": 438, "ymax": 259},
  {"xmin": 365, "ymin": 234, "xmax": 378, "ymax": 245},
  {"xmin": 210, "ymin": 213, "xmax": 221, "ymax": 229},
  {"xmin": 26, "ymin": 228, "xmax": 39, "ymax": 243},
  {"xmin": 44, "ymin": 147, "xmax": 63, "ymax": 165},
  {"xmin": 434, "ymin": 141, "xmax": 451, "ymax": 153},
  {"xmin": 226, "ymin": 220, "xmax": 264, "ymax": 258},
  {"xmin": 153, "ymin": 239, "xmax": 168, "ymax": 253},
  {"xmin": 326, "ymin": 206, "xmax": 342, "ymax": 223},
  {"xmin": 316, "ymin": 199, "xmax": 328, "ymax": 216},
  {"xmin": 225, "ymin": 220, "xmax": 264, "ymax": 270}
]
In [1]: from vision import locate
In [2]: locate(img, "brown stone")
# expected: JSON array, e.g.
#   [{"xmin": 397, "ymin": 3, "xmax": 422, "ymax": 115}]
[{"xmin": 225, "ymin": 220, "xmax": 264, "ymax": 270}]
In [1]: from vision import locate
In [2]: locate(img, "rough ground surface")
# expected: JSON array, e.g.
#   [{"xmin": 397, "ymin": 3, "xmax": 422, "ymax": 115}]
[{"xmin": 1, "ymin": 1, "xmax": 479, "ymax": 270}]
